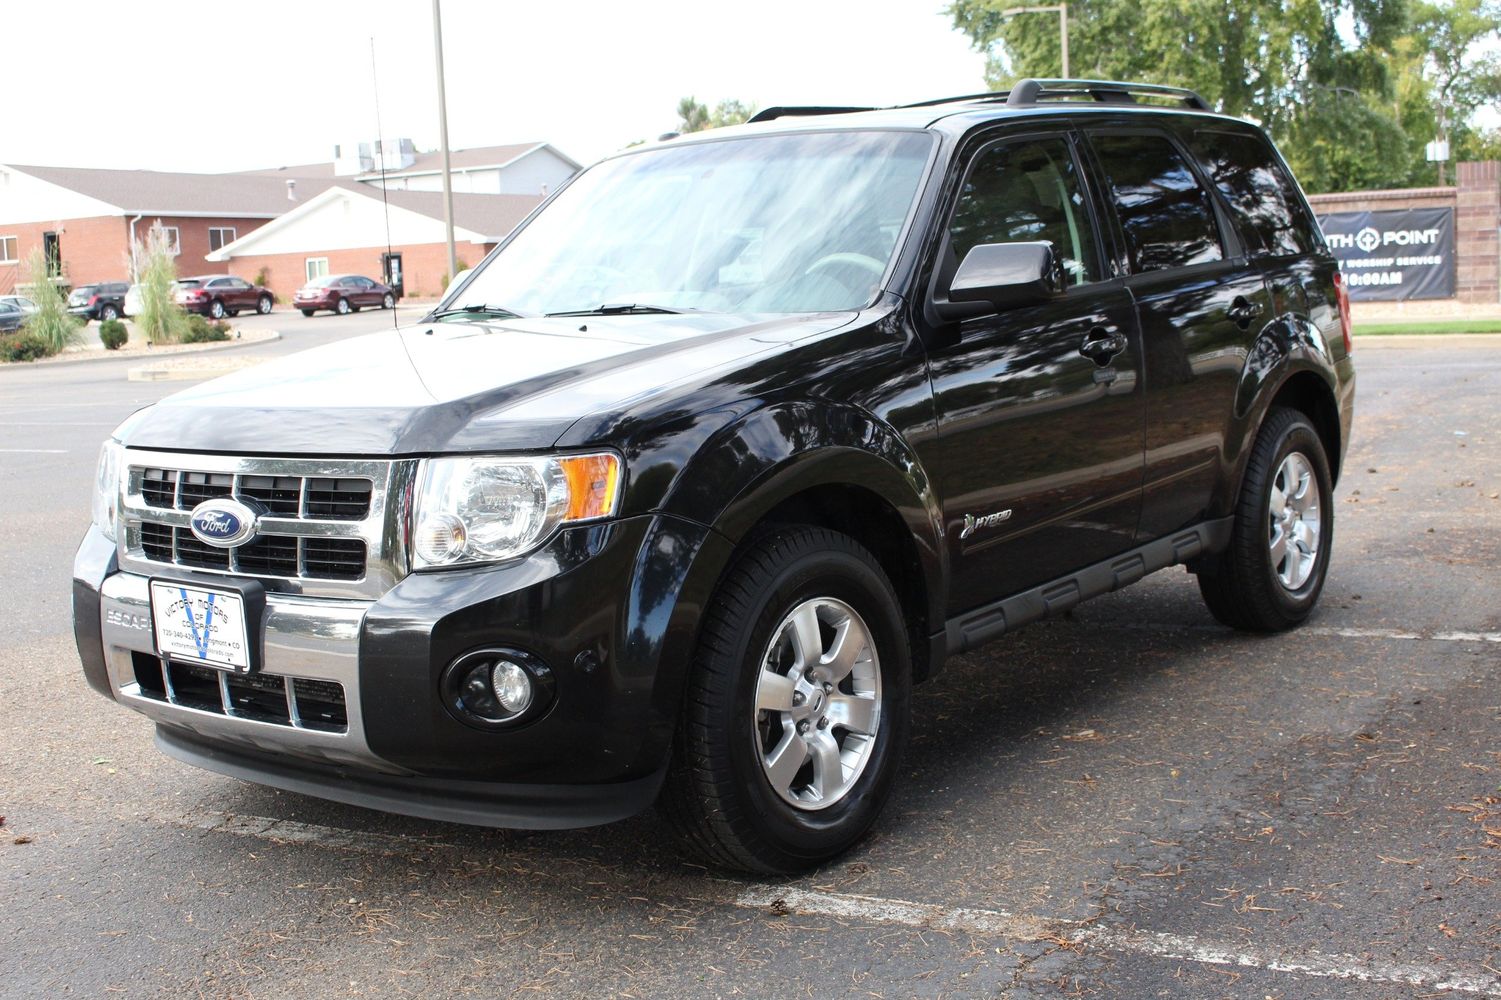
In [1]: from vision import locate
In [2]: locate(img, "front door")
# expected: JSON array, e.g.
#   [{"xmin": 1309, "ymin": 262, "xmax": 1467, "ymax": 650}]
[
  {"xmin": 382, "ymin": 253, "xmax": 404, "ymax": 298},
  {"xmin": 925, "ymin": 133, "xmax": 1146, "ymax": 612},
  {"xmin": 42, "ymin": 232, "xmax": 61, "ymax": 278}
]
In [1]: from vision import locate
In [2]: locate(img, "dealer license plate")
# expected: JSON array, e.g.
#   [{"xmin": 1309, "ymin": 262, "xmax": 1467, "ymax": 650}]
[{"xmin": 149, "ymin": 581, "xmax": 251, "ymax": 673}]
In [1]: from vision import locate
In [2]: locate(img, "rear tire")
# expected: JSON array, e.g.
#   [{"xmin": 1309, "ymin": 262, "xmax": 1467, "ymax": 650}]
[
  {"xmin": 209, "ymin": 299, "xmax": 226, "ymax": 320},
  {"xmin": 661, "ymin": 526, "xmax": 911, "ymax": 874},
  {"xmin": 335, "ymin": 297, "xmax": 350, "ymax": 315},
  {"xmin": 100, "ymin": 304, "xmax": 119, "ymax": 322},
  {"xmin": 300, "ymin": 309, "xmax": 315, "ymax": 317},
  {"xmin": 1196, "ymin": 407, "xmax": 1333, "ymax": 631}
]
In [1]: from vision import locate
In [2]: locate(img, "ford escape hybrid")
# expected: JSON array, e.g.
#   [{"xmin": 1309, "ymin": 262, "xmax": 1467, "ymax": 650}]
[{"xmin": 75, "ymin": 79, "xmax": 1355, "ymax": 874}]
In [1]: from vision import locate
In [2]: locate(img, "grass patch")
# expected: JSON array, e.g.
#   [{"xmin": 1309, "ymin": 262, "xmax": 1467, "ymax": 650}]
[{"xmin": 1354, "ymin": 318, "xmax": 1501, "ymax": 336}]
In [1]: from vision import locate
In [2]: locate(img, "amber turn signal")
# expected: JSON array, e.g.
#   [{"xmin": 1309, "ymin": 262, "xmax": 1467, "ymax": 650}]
[{"xmin": 558, "ymin": 453, "xmax": 622, "ymax": 522}]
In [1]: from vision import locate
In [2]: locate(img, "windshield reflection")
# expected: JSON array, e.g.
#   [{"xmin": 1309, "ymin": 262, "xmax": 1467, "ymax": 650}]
[{"xmin": 450, "ymin": 130, "xmax": 934, "ymax": 317}]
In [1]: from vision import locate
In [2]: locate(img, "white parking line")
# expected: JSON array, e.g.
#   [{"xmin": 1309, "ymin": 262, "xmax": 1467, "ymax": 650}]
[
  {"xmin": 737, "ymin": 886, "xmax": 1501, "ymax": 996},
  {"xmin": 0, "ymin": 448, "xmax": 67, "ymax": 454},
  {"xmin": 176, "ymin": 810, "xmax": 458, "ymax": 857},
  {"xmin": 1100, "ymin": 621, "xmax": 1501, "ymax": 644}
]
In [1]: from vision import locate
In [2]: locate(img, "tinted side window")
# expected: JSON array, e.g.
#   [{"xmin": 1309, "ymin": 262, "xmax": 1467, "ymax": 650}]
[
  {"xmin": 1191, "ymin": 130, "xmax": 1317, "ymax": 257},
  {"xmin": 949, "ymin": 136, "xmax": 1101, "ymax": 286},
  {"xmin": 1091, "ymin": 133, "xmax": 1224, "ymax": 273}
]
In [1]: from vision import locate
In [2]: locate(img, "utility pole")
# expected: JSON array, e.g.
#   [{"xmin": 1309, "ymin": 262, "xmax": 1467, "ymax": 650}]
[
  {"xmin": 1000, "ymin": 3, "xmax": 1070, "ymax": 77},
  {"xmin": 432, "ymin": 0, "xmax": 457, "ymax": 281}
]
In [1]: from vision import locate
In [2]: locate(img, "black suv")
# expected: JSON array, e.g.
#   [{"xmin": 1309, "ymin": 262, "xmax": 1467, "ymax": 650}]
[
  {"xmin": 68, "ymin": 281, "xmax": 130, "ymax": 322},
  {"xmin": 74, "ymin": 80, "xmax": 1354, "ymax": 874}
]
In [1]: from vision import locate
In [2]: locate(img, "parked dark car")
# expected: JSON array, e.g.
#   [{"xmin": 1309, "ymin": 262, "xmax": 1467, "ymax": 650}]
[
  {"xmin": 67, "ymin": 282, "xmax": 130, "ymax": 322},
  {"xmin": 176, "ymin": 275, "xmax": 273, "ymax": 319},
  {"xmin": 293, "ymin": 274, "xmax": 397, "ymax": 316},
  {"xmin": 0, "ymin": 300, "xmax": 25, "ymax": 333},
  {"xmin": 76, "ymin": 80, "xmax": 1354, "ymax": 874}
]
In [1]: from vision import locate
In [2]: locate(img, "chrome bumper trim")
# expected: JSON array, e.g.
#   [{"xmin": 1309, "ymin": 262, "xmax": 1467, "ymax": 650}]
[{"xmin": 98, "ymin": 571, "xmax": 405, "ymax": 774}]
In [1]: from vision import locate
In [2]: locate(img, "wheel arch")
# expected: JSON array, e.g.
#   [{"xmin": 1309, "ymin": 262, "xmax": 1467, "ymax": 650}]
[{"xmin": 653, "ymin": 401, "xmax": 948, "ymax": 682}]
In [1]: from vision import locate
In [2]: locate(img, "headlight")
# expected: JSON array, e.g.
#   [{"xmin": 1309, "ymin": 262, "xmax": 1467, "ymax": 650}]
[
  {"xmin": 411, "ymin": 453, "xmax": 622, "ymax": 569},
  {"xmin": 92, "ymin": 440, "xmax": 123, "ymax": 541}
]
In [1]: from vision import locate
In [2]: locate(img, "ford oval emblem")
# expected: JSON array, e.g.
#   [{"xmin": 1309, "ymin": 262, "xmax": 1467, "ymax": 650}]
[{"xmin": 188, "ymin": 498, "xmax": 258, "ymax": 548}]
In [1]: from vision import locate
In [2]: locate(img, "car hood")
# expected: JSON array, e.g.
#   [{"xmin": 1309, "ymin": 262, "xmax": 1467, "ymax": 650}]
[{"xmin": 117, "ymin": 312, "xmax": 856, "ymax": 455}]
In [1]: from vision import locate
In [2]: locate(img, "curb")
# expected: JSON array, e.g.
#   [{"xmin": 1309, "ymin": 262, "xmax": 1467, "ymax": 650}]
[
  {"xmin": 1, "ymin": 328, "xmax": 280, "ymax": 371},
  {"xmin": 1352, "ymin": 332, "xmax": 1501, "ymax": 348}
]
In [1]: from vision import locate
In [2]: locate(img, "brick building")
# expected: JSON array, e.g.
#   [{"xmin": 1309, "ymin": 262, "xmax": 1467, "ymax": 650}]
[
  {"xmin": 205, "ymin": 184, "xmax": 542, "ymax": 300},
  {"xmin": 0, "ymin": 164, "xmax": 335, "ymax": 295},
  {"xmin": 0, "ymin": 142, "xmax": 577, "ymax": 300}
]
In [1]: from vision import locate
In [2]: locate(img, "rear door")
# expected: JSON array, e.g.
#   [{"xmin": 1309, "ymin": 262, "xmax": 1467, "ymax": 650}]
[
  {"xmin": 1082, "ymin": 129, "xmax": 1272, "ymax": 541},
  {"xmin": 925, "ymin": 131, "xmax": 1146, "ymax": 609}
]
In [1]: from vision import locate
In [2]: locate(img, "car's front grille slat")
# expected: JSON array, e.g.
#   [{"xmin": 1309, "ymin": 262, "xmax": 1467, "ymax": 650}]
[
  {"xmin": 122, "ymin": 455, "xmax": 403, "ymax": 596},
  {"xmin": 129, "ymin": 651, "xmax": 348, "ymax": 734}
]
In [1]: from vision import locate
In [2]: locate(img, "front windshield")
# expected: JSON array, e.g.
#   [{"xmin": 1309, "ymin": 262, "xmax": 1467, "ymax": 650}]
[{"xmin": 448, "ymin": 130, "xmax": 933, "ymax": 316}]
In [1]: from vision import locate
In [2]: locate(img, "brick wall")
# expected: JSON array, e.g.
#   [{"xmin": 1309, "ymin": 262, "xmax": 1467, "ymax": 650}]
[
  {"xmin": 0, "ymin": 214, "xmax": 273, "ymax": 294},
  {"xmin": 0, "ymin": 216, "xmax": 129, "ymax": 293},
  {"xmin": 225, "ymin": 242, "xmax": 494, "ymax": 302},
  {"xmin": 1456, "ymin": 161, "xmax": 1500, "ymax": 303},
  {"xmin": 1306, "ymin": 161, "xmax": 1500, "ymax": 303}
]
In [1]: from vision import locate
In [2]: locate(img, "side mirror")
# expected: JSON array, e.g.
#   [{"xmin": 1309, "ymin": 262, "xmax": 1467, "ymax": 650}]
[{"xmin": 944, "ymin": 241, "xmax": 1066, "ymax": 314}]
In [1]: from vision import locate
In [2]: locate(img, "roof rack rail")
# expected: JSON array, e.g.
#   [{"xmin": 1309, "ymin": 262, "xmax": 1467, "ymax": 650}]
[
  {"xmin": 1003, "ymin": 78, "xmax": 1212, "ymax": 110},
  {"xmin": 746, "ymin": 105, "xmax": 877, "ymax": 124},
  {"xmin": 899, "ymin": 79, "xmax": 1212, "ymax": 112}
]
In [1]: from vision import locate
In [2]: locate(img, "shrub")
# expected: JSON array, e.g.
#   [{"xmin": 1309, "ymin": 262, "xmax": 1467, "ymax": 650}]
[
  {"xmin": 99, "ymin": 319, "xmax": 128, "ymax": 350},
  {"xmin": 20, "ymin": 249, "xmax": 80, "ymax": 353},
  {"xmin": 1, "ymin": 331, "xmax": 56, "ymax": 363},
  {"xmin": 131, "ymin": 224, "xmax": 190, "ymax": 345},
  {"xmin": 183, "ymin": 314, "xmax": 231, "ymax": 343}
]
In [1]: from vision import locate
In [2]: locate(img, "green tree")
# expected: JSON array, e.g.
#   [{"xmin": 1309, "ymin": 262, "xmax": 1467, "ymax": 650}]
[
  {"xmin": 20, "ymin": 248, "xmax": 78, "ymax": 355},
  {"xmin": 675, "ymin": 97, "xmax": 756, "ymax": 133},
  {"xmin": 947, "ymin": 0, "xmax": 1415, "ymax": 191},
  {"xmin": 1395, "ymin": 0, "xmax": 1501, "ymax": 183}
]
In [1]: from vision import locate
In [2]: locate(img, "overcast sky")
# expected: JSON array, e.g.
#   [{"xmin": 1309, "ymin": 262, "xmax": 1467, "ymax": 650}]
[{"xmin": 7, "ymin": 0, "xmax": 988, "ymax": 173}]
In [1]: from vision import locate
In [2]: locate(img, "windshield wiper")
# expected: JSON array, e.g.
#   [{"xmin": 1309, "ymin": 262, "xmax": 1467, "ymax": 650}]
[
  {"xmin": 544, "ymin": 303, "xmax": 690, "ymax": 317},
  {"xmin": 428, "ymin": 303, "xmax": 528, "ymax": 321}
]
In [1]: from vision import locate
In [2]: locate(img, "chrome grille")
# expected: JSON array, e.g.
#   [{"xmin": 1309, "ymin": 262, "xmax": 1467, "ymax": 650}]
[{"xmin": 119, "ymin": 449, "xmax": 416, "ymax": 600}]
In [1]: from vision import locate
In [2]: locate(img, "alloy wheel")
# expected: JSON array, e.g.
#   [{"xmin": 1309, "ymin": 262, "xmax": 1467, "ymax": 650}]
[
  {"xmin": 752, "ymin": 596, "xmax": 881, "ymax": 811},
  {"xmin": 1269, "ymin": 451, "xmax": 1322, "ymax": 590}
]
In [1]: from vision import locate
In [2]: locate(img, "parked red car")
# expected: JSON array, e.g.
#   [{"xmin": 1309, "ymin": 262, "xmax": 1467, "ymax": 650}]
[
  {"xmin": 176, "ymin": 275, "xmax": 273, "ymax": 319},
  {"xmin": 293, "ymin": 274, "xmax": 397, "ymax": 317}
]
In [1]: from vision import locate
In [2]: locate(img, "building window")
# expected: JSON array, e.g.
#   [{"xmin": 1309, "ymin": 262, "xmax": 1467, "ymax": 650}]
[
  {"xmin": 209, "ymin": 227, "xmax": 237, "ymax": 252},
  {"xmin": 0, "ymin": 236, "xmax": 15, "ymax": 264},
  {"xmin": 161, "ymin": 226, "xmax": 181, "ymax": 256},
  {"xmin": 305, "ymin": 257, "xmax": 329, "ymax": 282}
]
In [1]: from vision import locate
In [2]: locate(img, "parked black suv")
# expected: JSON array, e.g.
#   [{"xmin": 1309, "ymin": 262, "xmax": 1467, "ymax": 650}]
[
  {"xmin": 75, "ymin": 80, "xmax": 1354, "ymax": 874},
  {"xmin": 68, "ymin": 281, "xmax": 129, "ymax": 322}
]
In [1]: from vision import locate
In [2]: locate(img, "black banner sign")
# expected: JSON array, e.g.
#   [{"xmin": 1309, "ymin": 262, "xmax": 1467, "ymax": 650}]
[{"xmin": 1315, "ymin": 207, "xmax": 1455, "ymax": 301}]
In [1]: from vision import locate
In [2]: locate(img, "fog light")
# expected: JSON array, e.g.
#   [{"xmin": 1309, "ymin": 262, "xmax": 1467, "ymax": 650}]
[
  {"xmin": 440, "ymin": 648, "xmax": 554, "ymax": 729},
  {"xmin": 491, "ymin": 659, "xmax": 533, "ymax": 714}
]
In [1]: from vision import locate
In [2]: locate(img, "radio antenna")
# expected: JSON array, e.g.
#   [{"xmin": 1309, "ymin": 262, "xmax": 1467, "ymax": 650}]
[{"xmin": 370, "ymin": 36, "xmax": 398, "ymax": 331}]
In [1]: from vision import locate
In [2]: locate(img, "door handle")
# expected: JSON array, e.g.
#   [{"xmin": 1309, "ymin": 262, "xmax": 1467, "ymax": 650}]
[
  {"xmin": 1079, "ymin": 326, "xmax": 1127, "ymax": 367},
  {"xmin": 1228, "ymin": 295, "xmax": 1263, "ymax": 327}
]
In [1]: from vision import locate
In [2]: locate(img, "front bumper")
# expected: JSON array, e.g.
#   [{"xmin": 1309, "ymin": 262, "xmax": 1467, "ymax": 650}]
[{"xmin": 73, "ymin": 512, "xmax": 732, "ymax": 828}]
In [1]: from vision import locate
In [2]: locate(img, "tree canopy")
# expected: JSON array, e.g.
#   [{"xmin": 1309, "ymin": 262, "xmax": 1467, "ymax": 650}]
[
  {"xmin": 676, "ymin": 97, "xmax": 757, "ymax": 133},
  {"xmin": 947, "ymin": 0, "xmax": 1501, "ymax": 192}
]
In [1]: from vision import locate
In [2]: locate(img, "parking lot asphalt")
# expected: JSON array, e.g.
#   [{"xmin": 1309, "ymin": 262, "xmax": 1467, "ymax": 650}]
[{"xmin": 1, "ymin": 330, "xmax": 1497, "ymax": 998}]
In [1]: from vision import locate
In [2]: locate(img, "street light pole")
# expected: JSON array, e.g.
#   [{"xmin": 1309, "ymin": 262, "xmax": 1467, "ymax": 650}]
[
  {"xmin": 1000, "ymin": 3, "xmax": 1070, "ymax": 77},
  {"xmin": 432, "ymin": 0, "xmax": 457, "ymax": 282}
]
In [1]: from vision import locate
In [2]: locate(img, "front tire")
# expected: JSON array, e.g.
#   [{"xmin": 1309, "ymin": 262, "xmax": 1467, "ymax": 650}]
[
  {"xmin": 1196, "ymin": 407, "xmax": 1334, "ymax": 631},
  {"xmin": 382, "ymin": 292, "xmax": 395, "ymax": 309},
  {"xmin": 661, "ymin": 526, "xmax": 911, "ymax": 874},
  {"xmin": 257, "ymin": 295, "xmax": 273, "ymax": 315},
  {"xmin": 300, "ymin": 309, "xmax": 315, "ymax": 317}
]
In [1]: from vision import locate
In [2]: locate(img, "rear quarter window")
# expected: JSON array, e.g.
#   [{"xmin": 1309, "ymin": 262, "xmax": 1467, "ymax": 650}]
[
  {"xmin": 1189, "ymin": 130, "xmax": 1320, "ymax": 258},
  {"xmin": 1089, "ymin": 132, "xmax": 1224, "ymax": 273}
]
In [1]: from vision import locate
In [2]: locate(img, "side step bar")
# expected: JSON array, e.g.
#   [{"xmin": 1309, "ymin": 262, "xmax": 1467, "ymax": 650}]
[{"xmin": 943, "ymin": 517, "xmax": 1234, "ymax": 656}]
